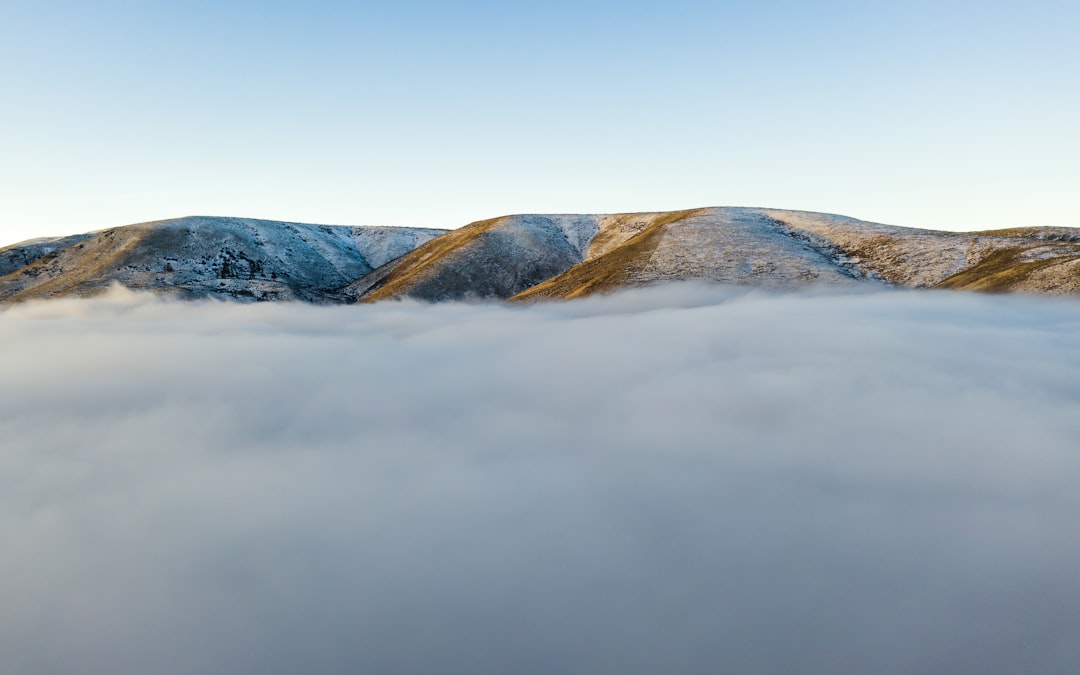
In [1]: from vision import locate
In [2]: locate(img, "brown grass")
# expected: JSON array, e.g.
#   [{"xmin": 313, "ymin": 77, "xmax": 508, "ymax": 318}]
[
  {"xmin": 356, "ymin": 217, "xmax": 506, "ymax": 302},
  {"xmin": 3, "ymin": 226, "xmax": 155, "ymax": 301},
  {"xmin": 510, "ymin": 209, "xmax": 707, "ymax": 301},
  {"xmin": 934, "ymin": 246, "xmax": 1080, "ymax": 292}
]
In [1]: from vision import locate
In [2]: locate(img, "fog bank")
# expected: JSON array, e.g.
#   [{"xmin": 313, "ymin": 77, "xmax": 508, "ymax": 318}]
[{"xmin": 2, "ymin": 285, "xmax": 1079, "ymax": 674}]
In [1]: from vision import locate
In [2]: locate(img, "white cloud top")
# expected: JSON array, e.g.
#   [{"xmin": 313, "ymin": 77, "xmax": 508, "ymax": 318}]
[{"xmin": 2, "ymin": 285, "xmax": 1079, "ymax": 673}]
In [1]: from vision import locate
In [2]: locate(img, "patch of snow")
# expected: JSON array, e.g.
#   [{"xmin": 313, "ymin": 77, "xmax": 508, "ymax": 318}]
[
  {"xmin": 1017, "ymin": 245, "xmax": 1075, "ymax": 262},
  {"xmin": 351, "ymin": 226, "xmax": 445, "ymax": 269}
]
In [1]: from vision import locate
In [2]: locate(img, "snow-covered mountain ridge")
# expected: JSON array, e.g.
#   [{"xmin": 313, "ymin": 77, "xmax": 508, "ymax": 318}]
[
  {"xmin": 3, "ymin": 209, "xmax": 1079, "ymax": 303},
  {"xmin": 0, "ymin": 216, "xmax": 445, "ymax": 303},
  {"xmin": 349, "ymin": 208, "xmax": 1080, "ymax": 302}
]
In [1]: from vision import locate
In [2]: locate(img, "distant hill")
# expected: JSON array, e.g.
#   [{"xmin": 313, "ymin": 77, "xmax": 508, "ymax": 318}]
[
  {"xmin": 347, "ymin": 207, "xmax": 1080, "ymax": 302},
  {"xmin": 3, "ymin": 209, "xmax": 1079, "ymax": 304},
  {"xmin": 513, "ymin": 209, "xmax": 1080, "ymax": 300},
  {"xmin": 0, "ymin": 216, "xmax": 445, "ymax": 303}
]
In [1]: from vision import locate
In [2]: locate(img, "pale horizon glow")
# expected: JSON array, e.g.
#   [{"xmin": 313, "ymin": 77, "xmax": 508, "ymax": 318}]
[{"xmin": 2, "ymin": 0, "xmax": 1077, "ymax": 246}]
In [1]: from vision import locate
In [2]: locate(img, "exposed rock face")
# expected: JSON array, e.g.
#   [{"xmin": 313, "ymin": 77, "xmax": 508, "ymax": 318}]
[
  {"xmin": 0, "ymin": 217, "xmax": 445, "ymax": 303},
  {"xmin": 3, "ymin": 208, "xmax": 1078, "ymax": 304}
]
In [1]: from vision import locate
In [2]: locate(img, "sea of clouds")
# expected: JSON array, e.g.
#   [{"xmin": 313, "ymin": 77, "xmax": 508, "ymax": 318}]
[{"xmin": 2, "ymin": 284, "xmax": 1079, "ymax": 674}]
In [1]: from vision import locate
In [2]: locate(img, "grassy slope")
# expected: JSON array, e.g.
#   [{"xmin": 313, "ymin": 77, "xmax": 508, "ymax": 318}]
[{"xmin": 510, "ymin": 209, "xmax": 707, "ymax": 301}]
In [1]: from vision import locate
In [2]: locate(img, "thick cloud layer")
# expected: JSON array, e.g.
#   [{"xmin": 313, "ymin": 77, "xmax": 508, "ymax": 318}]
[{"xmin": 2, "ymin": 285, "xmax": 1079, "ymax": 674}]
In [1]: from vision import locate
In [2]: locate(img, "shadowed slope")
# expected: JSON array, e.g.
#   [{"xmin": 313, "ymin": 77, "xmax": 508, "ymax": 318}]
[
  {"xmin": 0, "ymin": 217, "xmax": 444, "ymax": 303},
  {"xmin": 347, "ymin": 214, "xmax": 602, "ymax": 302},
  {"xmin": 510, "ymin": 210, "xmax": 706, "ymax": 300},
  {"xmin": 0, "ymin": 234, "xmax": 95, "ymax": 277}
]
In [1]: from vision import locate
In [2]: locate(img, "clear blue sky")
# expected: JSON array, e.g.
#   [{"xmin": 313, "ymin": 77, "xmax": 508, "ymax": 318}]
[{"xmin": 2, "ymin": 0, "xmax": 1077, "ymax": 244}]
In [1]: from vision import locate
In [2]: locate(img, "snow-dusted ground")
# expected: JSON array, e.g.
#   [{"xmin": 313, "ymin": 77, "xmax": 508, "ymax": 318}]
[
  {"xmin": 762, "ymin": 209, "xmax": 1080, "ymax": 291},
  {"xmin": 349, "ymin": 214, "xmax": 611, "ymax": 302},
  {"xmin": 4, "ymin": 208, "xmax": 1080, "ymax": 304},
  {"xmin": 0, "ymin": 233, "xmax": 93, "ymax": 277},
  {"xmin": 518, "ymin": 207, "xmax": 1080, "ymax": 299},
  {"xmin": 0, "ymin": 216, "xmax": 444, "ymax": 302},
  {"xmin": 620, "ymin": 208, "xmax": 866, "ymax": 288}
]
